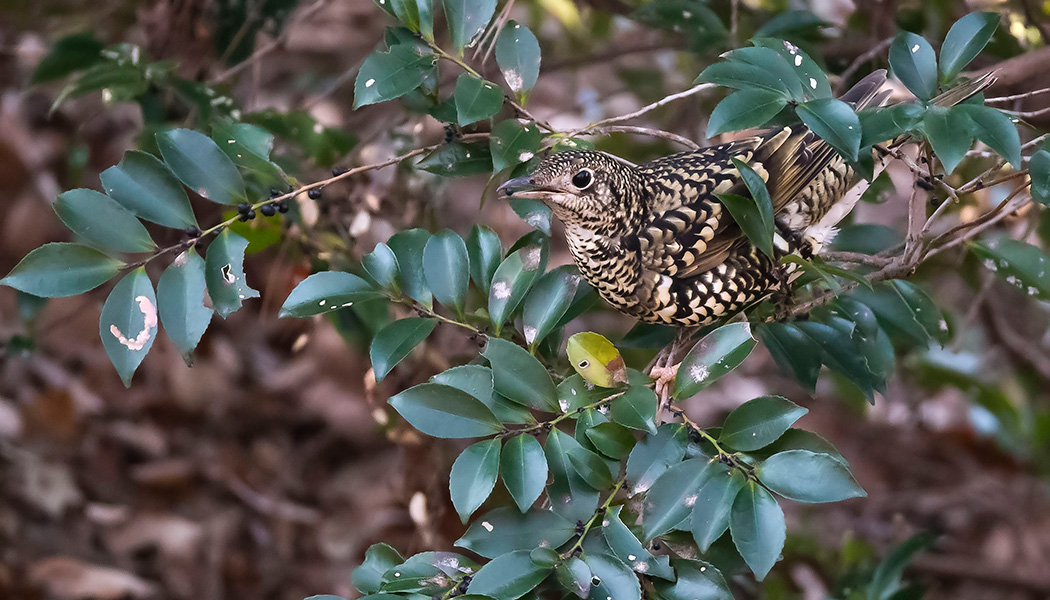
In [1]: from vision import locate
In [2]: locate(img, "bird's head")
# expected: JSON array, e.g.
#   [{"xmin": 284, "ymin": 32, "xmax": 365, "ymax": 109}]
[{"xmin": 498, "ymin": 151, "xmax": 641, "ymax": 234}]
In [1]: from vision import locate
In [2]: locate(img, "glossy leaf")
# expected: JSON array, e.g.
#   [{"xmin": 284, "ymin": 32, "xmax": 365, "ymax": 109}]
[
  {"xmin": 718, "ymin": 395, "xmax": 808, "ymax": 451},
  {"xmin": 956, "ymin": 104, "xmax": 1022, "ymax": 168},
  {"xmin": 729, "ymin": 482, "xmax": 785, "ymax": 580},
  {"xmin": 490, "ymin": 120, "xmax": 542, "ymax": 173},
  {"xmin": 352, "ymin": 544, "xmax": 403, "ymax": 595},
  {"xmin": 690, "ymin": 466, "xmax": 747, "ymax": 552},
  {"xmin": 280, "ymin": 271, "xmax": 382, "ymax": 317},
  {"xmin": 483, "ymin": 337, "xmax": 558, "ymax": 412},
  {"xmin": 699, "ymin": 46, "xmax": 803, "ymax": 100},
  {"xmin": 556, "ymin": 557, "xmax": 592, "ymax": 599},
  {"xmin": 467, "ymin": 225, "xmax": 502, "ymax": 291},
  {"xmin": 640, "ymin": 458, "xmax": 718, "ymax": 541},
  {"xmin": 625, "ymin": 424, "xmax": 688, "ymax": 496},
  {"xmin": 457, "ymin": 507, "xmax": 576, "ymax": 558},
  {"xmin": 388, "ymin": 228, "xmax": 432, "ymax": 308},
  {"xmin": 582, "ymin": 554, "xmax": 641, "ymax": 600},
  {"xmin": 796, "ymin": 98, "xmax": 861, "ymax": 162},
  {"xmin": 675, "ymin": 322, "xmax": 756, "ymax": 399},
  {"xmin": 157, "ymin": 249, "xmax": 212, "ymax": 360},
  {"xmin": 467, "ymin": 550, "xmax": 549, "ymax": 599},
  {"xmin": 363, "ymin": 242, "xmax": 400, "ymax": 290},
  {"xmin": 752, "ymin": 37, "xmax": 831, "ymax": 100},
  {"xmin": 923, "ymin": 105, "xmax": 972, "ymax": 174},
  {"xmin": 653, "ymin": 559, "xmax": 732, "ymax": 600},
  {"xmin": 450, "ymin": 438, "xmax": 501, "ymax": 522},
  {"xmin": 388, "ymin": 382, "xmax": 502, "ymax": 438},
  {"xmin": 939, "ymin": 12, "xmax": 999, "ymax": 80},
  {"xmin": 100, "ymin": 150, "xmax": 197, "ymax": 229},
  {"xmin": 722, "ymin": 159, "xmax": 774, "ymax": 258},
  {"xmin": 758, "ymin": 449, "xmax": 866, "ymax": 503},
  {"xmin": 707, "ymin": 88, "xmax": 788, "ymax": 138},
  {"xmin": 417, "ymin": 142, "xmax": 493, "ymax": 177},
  {"xmin": 157, "ymin": 129, "xmax": 246, "ymax": 205},
  {"xmin": 99, "ymin": 268, "xmax": 158, "ymax": 386},
  {"xmin": 522, "ymin": 267, "xmax": 580, "ymax": 348},
  {"xmin": 757, "ymin": 322, "xmax": 822, "ymax": 391},
  {"xmin": 586, "ymin": 422, "xmax": 636, "ymax": 459},
  {"xmin": 443, "ymin": 0, "xmax": 497, "ymax": 52},
  {"xmin": 795, "ymin": 319, "xmax": 881, "ymax": 401},
  {"xmin": 545, "ymin": 429, "xmax": 601, "ymax": 522},
  {"xmin": 567, "ymin": 445, "xmax": 614, "ymax": 490},
  {"xmin": 889, "ymin": 32, "xmax": 938, "ymax": 100},
  {"xmin": 370, "ymin": 317, "xmax": 438, "ymax": 381},
  {"xmin": 610, "ymin": 385, "xmax": 658, "ymax": 435},
  {"xmin": 602, "ymin": 505, "xmax": 674, "ymax": 579},
  {"xmin": 1030, "ymin": 149, "xmax": 1050, "ymax": 207},
  {"xmin": 858, "ymin": 104, "xmax": 925, "ymax": 148},
  {"xmin": 203, "ymin": 233, "xmax": 256, "ymax": 318},
  {"xmin": 54, "ymin": 189, "xmax": 155, "ymax": 253},
  {"xmin": 488, "ymin": 240, "xmax": 548, "ymax": 335},
  {"xmin": 212, "ymin": 122, "xmax": 284, "ymax": 183},
  {"xmin": 454, "ymin": 74, "xmax": 504, "ymax": 126},
  {"xmin": 972, "ymin": 238, "xmax": 1050, "ymax": 301},
  {"xmin": 423, "ymin": 229, "xmax": 470, "ymax": 316},
  {"xmin": 500, "ymin": 434, "xmax": 547, "ymax": 512},
  {"xmin": 380, "ymin": 551, "xmax": 478, "ymax": 594},
  {"xmin": 567, "ymin": 331, "xmax": 628, "ymax": 388},
  {"xmin": 495, "ymin": 21, "xmax": 540, "ymax": 97},
  {"xmin": 1, "ymin": 243, "xmax": 123, "ymax": 298},
  {"xmin": 354, "ymin": 44, "xmax": 435, "ymax": 108}
]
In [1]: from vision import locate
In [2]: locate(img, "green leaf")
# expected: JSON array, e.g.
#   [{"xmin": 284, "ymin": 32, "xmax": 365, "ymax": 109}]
[
  {"xmin": 1, "ymin": 243, "xmax": 123, "ymax": 298},
  {"xmin": 610, "ymin": 385, "xmax": 658, "ymax": 435},
  {"xmin": 556, "ymin": 557, "xmax": 592, "ymax": 598},
  {"xmin": 674, "ymin": 322, "xmax": 756, "ymax": 399},
  {"xmin": 53, "ymin": 188, "xmax": 155, "ymax": 254},
  {"xmin": 157, "ymin": 249, "xmax": 213, "ymax": 360},
  {"xmin": 522, "ymin": 267, "xmax": 580, "ymax": 348},
  {"xmin": 586, "ymin": 422, "xmax": 636, "ymax": 459},
  {"xmin": 482, "ymin": 337, "xmax": 558, "ymax": 412},
  {"xmin": 423, "ymin": 229, "xmax": 470, "ymax": 317},
  {"xmin": 354, "ymin": 44, "xmax": 436, "ymax": 108},
  {"xmin": 697, "ymin": 54, "xmax": 797, "ymax": 99},
  {"xmin": 434, "ymin": 365, "xmax": 534, "ymax": 425},
  {"xmin": 939, "ymin": 12, "xmax": 999, "ymax": 80},
  {"xmin": 889, "ymin": 32, "xmax": 938, "ymax": 100},
  {"xmin": 632, "ymin": 1, "xmax": 727, "ymax": 54},
  {"xmin": 417, "ymin": 142, "xmax": 493, "ymax": 177},
  {"xmin": 923, "ymin": 105, "xmax": 973, "ymax": 174},
  {"xmin": 567, "ymin": 445, "xmax": 614, "ymax": 490},
  {"xmin": 729, "ymin": 482, "xmax": 785, "ymax": 580},
  {"xmin": 363, "ymin": 242, "xmax": 400, "ymax": 290},
  {"xmin": 495, "ymin": 21, "xmax": 541, "ymax": 98},
  {"xmin": 31, "ymin": 32, "xmax": 104, "ymax": 83},
  {"xmin": 454, "ymin": 74, "xmax": 504, "ymax": 126},
  {"xmin": 582, "ymin": 554, "xmax": 641, "ymax": 600},
  {"xmin": 203, "ymin": 230, "xmax": 259, "ymax": 319},
  {"xmin": 488, "ymin": 240, "xmax": 548, "ymax": 335},
  {"xmin": 212, "ymin": 122, "xmax": 284, "ymax": 183},
  {"xmin": 51, "ymin": 61, "xmax": 148, "ymax": 111},
  {"xmin": 602, "ymin": 505, "xmax": 674, "ymax": 579},
  {"xmin": 720, "ymin": 162, "xmax": 774, "ymax": 258},
  {"xmin": 380, "ymin": 552, "xmax": 478, "ymax": 594},
  {"xmin": 867, "ymin": 533, "xmax": 936, "ymax": 600},
  {"xmin": 457, "ymin": 507, "xmax": 576, "ymax": 559},
  {"xmin": 751, "ymin": 37, "xmax": 832, "ymax": 100},
  {"xmin": 279, "ymin": 271, "xmax": 382, "ymax": 317},
  {"xmin": 640, "ymin": 458, "xmax": 718, "ymax": 541},
  {"xmin": 1030, "ymin": 149, "xmax": 1050, "ymax": 207},
  {"xmin": 858, "ymin": 104, "xmax": 925, "ymax": 148},
  {"xmin": 157, "ymin": 129, "xmax": 246, "ymax": 205},
  {"xmin": 490, "ymin": 120, "xmax": 543, "ymax": 173},
  {"xmin": 625, "ymin": 424, "xmax": 688, "ymax": 496},
  {"xmin": 707, "ymin": 88, "xmax": 788, "ymax": 138},
  {"xmin": 757, "ymin": 322, "xmax": 822, "ymax": 391},
  {"xmin": 467, "ymin": 550, "xmax": 550, "ymax": 599},
  {"xmin": 442, "ymin": 0, "xmax": 497, "ymax": 53},
  {"xmin": 652, "ymin": 558, "xmax": 732, "ymax": 600},
  {"xmin": 751, "ymin": 428, "xmax": 849, "ymax": 466},
  {"xmin": 509, "ymin": 197, "xmax": 551, "ymax": 236},
  {"xmin": 100, "ymin": 150, "xmax": 198, "ymax": 229},
  {"xmin": 388, "ymin": 228, "xmax": 432, "ymax": 307},
  {"xmin": 467, "ymin": 225, "xmax": 502, "ymax": 291},
  {"xmin": 690, "ymin": 467, "xmax": 748, "ymax": 552},
  {"xmin": 850, "ymin": 280, "xmax": 944, "ymax": 347},
  {"xmin": 99, "ymin": 268, "xmax": 158, "ymax": 386},
  {"xmin": 718, "ymin": 395, "xmax": 808, "ymax": 451},
  {"xmin": 389, "ymin": 0, "xmax": 421, "ymax": 32},
  {"xmin": 796, "ymin": 98, "xmax": 861, "ymax": 162},
  {"xmin": 352, "ymin": 543, "xmax": 404, "ymax": 595},
  {"xmin": 956, "ymin": 104, "xmax": 1022, "ymax": 168},
  {"xmin": 545, "ymin": 429, "xmax": 601, "ymax": 522},
  {"xmin": 389, "ymin": 382, "xmax": 502, "ymax": 438},
  {"xmin": 757, "ymin": 449, "xmax": 866, "ymax": 503},
  {"xmin": 500, "ymin": 434, "xmax": 547, "ymax": 512},
  {"xmin": 794, "ymin": 319, "xmax": 881, "ymax": 401},
  {"xmin": 972, "ymin": 238, "xmax": 1050, "ymax": 301},
  {"xmin": 370, "ymin": 317, "xmax": 438, "ymax": 381},
  {"xmin": 450, "ymin": 438, "xmax": 501, "ymax": 522}
]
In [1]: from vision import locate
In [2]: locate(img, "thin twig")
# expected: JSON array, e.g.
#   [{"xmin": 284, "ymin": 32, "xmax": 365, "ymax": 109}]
[
  {"xmin": 211, "ymin": 0, "xmax": 330, "ymax": 84},
  {"xmin": 837, "ymin": 37, "xmax": 894, "ymax": 92},
  {"xmin": 986, "ymin": 86, "xmax": 1050, "ymax": 103},
  {"xmin": 586, "ymin": 125, "xmax": 700, "ymax": 150}
]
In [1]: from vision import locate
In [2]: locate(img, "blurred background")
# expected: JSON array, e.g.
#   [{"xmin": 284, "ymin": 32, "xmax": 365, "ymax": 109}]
[{"xmin": 2, "ymin": 0, "xmax": 1050, "ymax": 598}]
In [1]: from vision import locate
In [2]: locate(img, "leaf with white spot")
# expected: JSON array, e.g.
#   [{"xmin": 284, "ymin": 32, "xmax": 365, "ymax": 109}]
[
  {"xmin": 100, "ymin": 268, "xmax": 158, "ymax": 387},
  {"xmin": 204, "ymin": 230, "xmax": 259, "ymax": 318}
]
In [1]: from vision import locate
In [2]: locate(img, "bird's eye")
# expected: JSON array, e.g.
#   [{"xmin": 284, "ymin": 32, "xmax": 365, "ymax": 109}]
[
  {"xmin": 571, "ymin": 169, "xmax": 593, "ymax": 190},
  {"xmin": 577, "ymin": 360, "xmax": 590, "ymax": 369}
]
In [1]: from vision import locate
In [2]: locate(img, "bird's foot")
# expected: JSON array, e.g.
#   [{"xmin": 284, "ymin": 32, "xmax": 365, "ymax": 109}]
[{"xmin": 650, "ymin": 364, "xmax": 680, "ymax": 409}]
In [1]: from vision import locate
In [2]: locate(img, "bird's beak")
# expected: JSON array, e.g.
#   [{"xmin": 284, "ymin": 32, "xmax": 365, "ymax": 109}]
[{"xmin": 498, "ymin": 176, "xmax": 561, "ymax": 198}]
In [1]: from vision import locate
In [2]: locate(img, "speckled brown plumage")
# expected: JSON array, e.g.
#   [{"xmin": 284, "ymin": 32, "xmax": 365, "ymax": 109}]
[{"xmin": 500, "ymin": 71, "xmax": 992, "ymax": 326}]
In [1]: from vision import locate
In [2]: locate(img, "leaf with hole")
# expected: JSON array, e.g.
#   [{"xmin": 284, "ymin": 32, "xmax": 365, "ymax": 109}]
[{"xmin": 280, "ymin": 271, "xmax": 382, "ymax": 318}]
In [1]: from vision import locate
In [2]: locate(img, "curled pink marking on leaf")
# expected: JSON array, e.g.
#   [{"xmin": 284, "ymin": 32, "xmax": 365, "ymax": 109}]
[{"xmin": 109, "ymin": 295, "xmax": 158, "ymax": 351}]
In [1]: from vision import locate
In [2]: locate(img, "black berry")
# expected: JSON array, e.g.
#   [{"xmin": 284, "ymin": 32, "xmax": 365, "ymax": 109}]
[
  {"xmin": 260, "ymin": 203, "xmax": 277, "ymax": 217},
  {"xmin": 277, "ymin": 201, "xmax": 290, "ymax": 214},
  {"xmin": 308, "ymin": 188, "xmax": 322, "ymax": 200}
]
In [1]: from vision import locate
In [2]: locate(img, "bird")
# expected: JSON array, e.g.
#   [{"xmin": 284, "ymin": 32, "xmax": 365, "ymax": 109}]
[{"xmin": 499, "ymin": 70, "xmax": 994, "ymax": 328}]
